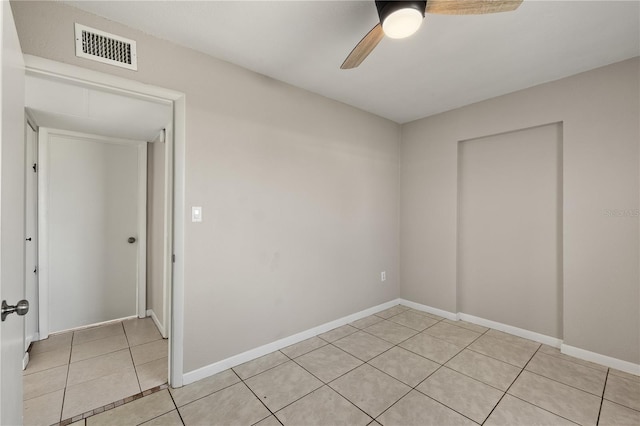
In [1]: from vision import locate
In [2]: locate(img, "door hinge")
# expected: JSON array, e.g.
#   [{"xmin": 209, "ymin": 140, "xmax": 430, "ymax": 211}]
[
  {"xmin": 33, "ymin": 267, "xmax": 37, "ymax": 274},
  {"xmin": 32, "ymin": 163, "xmax": 37, "ymax": 172},
  {"xmin": 172, "ymin": 254, "xmax": 176, "ymax": 263}
]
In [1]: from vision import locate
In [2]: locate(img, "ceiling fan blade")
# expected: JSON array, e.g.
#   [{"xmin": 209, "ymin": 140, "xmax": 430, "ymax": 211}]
[
  {"xmin": 426, "ymin": 0, "xmax": 523, "ymax": 15},
  {"xmin": 341, "ymin": 23, "xmax": 385, "ymax": 69}
]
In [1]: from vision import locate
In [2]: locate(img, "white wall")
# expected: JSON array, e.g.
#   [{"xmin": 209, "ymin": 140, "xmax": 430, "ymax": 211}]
[
  {"xmin": 10, "ymin": 1, "xmax": 401, "ymax": 373},
  {"xmin": 401, "ymin": 58, "xmax": 639, "ymax": 364}
]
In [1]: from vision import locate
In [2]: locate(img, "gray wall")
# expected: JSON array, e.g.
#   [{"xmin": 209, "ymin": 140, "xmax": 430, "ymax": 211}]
[
  {"xmin": 401, "ymin": 58, "xmax": 639, "ymax": 364},
  {"xmin": 11, "ymin": 1, "xmax": 401, "ymax": 373},
  {"xmin": 458, "ymin": 123, "xmax": 562, "ymax": 338}
]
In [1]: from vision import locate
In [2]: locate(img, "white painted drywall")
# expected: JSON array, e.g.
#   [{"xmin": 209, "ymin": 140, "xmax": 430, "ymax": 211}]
[
  {"xmin": 46, "ymin": 132, "xmax": 139, "ymax": 332},
  {"xmin": 401, "ymin": 58, "xmax": 639, "ymax": 364},
  {"xmin": 458, "ymin": 123, "xmax": 562, "ymax": 338}
]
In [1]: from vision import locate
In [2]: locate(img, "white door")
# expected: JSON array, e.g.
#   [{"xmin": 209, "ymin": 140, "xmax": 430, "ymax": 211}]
[
  {"xmin": 24, "ymin": 120, "xmax": 38, "ymax": 353},
  {"xmin": 41, "ymin": 129, "xmax": 145, "ymax": 334},
  {"xmin": 0, "ymin": 1, "xmax": 27, "ymax": 424}
]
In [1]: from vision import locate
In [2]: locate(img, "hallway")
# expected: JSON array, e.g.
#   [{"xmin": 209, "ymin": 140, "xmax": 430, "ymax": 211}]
[{"xmin": 23, "ymin": 317, "xmax": 168, "ymax": 425}]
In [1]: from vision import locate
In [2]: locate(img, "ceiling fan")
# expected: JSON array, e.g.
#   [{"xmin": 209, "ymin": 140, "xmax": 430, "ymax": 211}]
[{"xmin": 341, "ymin": 0, "xmax": 523, "ymax": 69}]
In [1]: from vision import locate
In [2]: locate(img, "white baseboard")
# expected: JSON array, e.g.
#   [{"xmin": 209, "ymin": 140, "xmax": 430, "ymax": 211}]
[
  {"xmin": 458, "ymin": 313, "xmax": 563, "ymax": 348},
  {"xmin": 182, "ymin": 298, "xmax": 402, "ymax": 385},
  {"xmin": 562, "ymin": 344, "xmax": 640, "ymax": 376},
  {"xmin": 182, "ymin": 298, "xmax": 639, "ymax": 385},
  {"xmin": 49, "ymin": 315, "xmax": 138, "ymax": 336},
  {"xmin": 22, "ymin": 351, "xmax": 30, "ymax": 370},
  {"xmin": 24, "ymin": 331, "xmax": 39, "ymax": 350},
  {"xmin": 147, "ymin": 309, "xmax": 166, "ymax": 338},
  {"xmin": 398, "ymin": 299, "xmax": 458, "ymax": 321}
]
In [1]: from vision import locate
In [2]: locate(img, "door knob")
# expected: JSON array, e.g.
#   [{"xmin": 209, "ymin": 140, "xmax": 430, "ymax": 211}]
[
  {"xmin": 128, "ymin": 237, "xmax": 136, "ymax": 244},
  {"xmin": 1, "ymin": 299, "xmax": 29, "ymax": 321}
]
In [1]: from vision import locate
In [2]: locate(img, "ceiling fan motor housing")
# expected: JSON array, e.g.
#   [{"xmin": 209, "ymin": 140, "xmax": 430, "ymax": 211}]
[{"xmin": 375, "ymin": 0, "xmax": 427, "ymax": 24}]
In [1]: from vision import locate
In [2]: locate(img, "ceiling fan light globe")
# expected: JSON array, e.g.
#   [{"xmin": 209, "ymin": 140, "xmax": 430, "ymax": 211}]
[{"xmin": 382, "ymin": 8, "xmax": 423, "ymax": 39}]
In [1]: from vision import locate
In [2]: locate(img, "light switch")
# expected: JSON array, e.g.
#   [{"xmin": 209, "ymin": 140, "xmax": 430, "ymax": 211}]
[{"xmin": 192, "ymin": 206, "xmax": 202, "ymax": 222}]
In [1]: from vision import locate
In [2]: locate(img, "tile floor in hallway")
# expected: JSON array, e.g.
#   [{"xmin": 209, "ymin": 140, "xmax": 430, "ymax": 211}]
[
  {"xmin": 32, "ymin": 304, "xmax": 640, "ymax": 426},
  {"xmin": 23, "ymin": 317, "xmax": 168, "ymax": 426}
]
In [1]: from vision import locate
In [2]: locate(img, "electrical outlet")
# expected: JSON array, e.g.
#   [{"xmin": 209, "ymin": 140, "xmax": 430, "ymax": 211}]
[{"xmin": 381, "ymin": 271, "xmax": 386, "ymax": 282}]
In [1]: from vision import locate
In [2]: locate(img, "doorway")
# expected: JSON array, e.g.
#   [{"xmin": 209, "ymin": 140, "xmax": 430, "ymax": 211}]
[{"xmin": 19, "ymin": 55, "xmax": 186, "ymax": 424}]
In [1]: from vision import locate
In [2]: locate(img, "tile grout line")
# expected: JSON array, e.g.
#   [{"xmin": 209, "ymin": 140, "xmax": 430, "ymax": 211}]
[
  {"xmin": 288, "ymin": 352, "xmax": 371, "ymax": 420},
  {"xmin": 288, "ymin": 310, "xmax": 477, "ymax": 424},
  {"xmin": 595, "ymin": 369, "xmax": 610, "ymax": 425},
  {"xmin": 233, "ymin": 363, "xmax": 286, "ymax": 425},
  {"xmin": 505, "ymin": 394, "xmax": 582, "ymax": 425},
  {"xmin": 57, "ymin": 384, "xmax": 170, "ymax": 424},
  {"xmin": 54, "ymin": 321, "xmax": 168, "ymax": 425},
  {"xmin": 480, "ymin": 344, "xmax": 542, "ymax": 425},
  {"xmin": 477, "ymin": 343, "xmax": 594, "ymax": 426},
  {"xmin": 537, "ymin": 349, "xmax": 610, "ymax": 374},
  {"xmin": 276, "ymin": 346, "xmax": 375, "ymax": 422},
  {"xmin": 523, "ymin": 365, "xmax": 608, "ymax": 398},
  {"xmin": 165, "ymin": 387, "xmax": 186, "ymax": 426},
  {"xmin": 371, "ymin": 320, "xmax": 493, "ymax": 424},
  {"xmin": 317, "ymin": 311, "xmax": 487, "ymax": 423},
  {"xmin": 58, "ymin": 330, "xmax": 75, "ymax": 425}
]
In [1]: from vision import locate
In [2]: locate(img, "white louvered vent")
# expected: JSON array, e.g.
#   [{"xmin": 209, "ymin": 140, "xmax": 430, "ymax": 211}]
[{"xmin": 74, "ymin": 23, "xmax": 137, "ymax": 71}]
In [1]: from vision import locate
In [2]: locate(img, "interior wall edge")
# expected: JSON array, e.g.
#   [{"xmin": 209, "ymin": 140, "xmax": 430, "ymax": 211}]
[{"xmin": 146, "ymin": 309, "xmax": 165, "ymax": 338}]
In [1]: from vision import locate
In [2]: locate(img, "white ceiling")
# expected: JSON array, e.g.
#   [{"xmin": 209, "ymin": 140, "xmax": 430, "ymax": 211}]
[
  {"xmin": 63, "ymin": 0, "xmax": 640, "ymax": 123},
  {"xmin": 26, "ymin": 74, "xmax": 172, "ymax": 141}
]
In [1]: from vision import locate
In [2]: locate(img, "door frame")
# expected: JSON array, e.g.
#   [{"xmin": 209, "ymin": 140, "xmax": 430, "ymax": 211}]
[
  {"xmin": 23, "ymin": 111, "xmax": 39, "ymax": 359},
  {"xmin": 37, "ymin": 127, "xmax": 148, "ymax": 336},
  {"xmin": 24, "ymin": 54, "xmax": 186, "ymax": 387}
]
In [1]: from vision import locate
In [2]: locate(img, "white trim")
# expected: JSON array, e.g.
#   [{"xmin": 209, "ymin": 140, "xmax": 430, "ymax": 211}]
[
  {"xmin": 146, "ymin": 309, "xmax": 165, "ymax": 337},
  {"xmin": 37, "ymin": 128, "xmax": 49, "ymax": 339},
  {"xmin": 170, "ymin": 96, "xmax": 186, "ymax": 387},
  {"xmin": 137, "ymin": 143, "xmax": 147, "ymax": 318},
  {"xmin": 458, "ymin": 312, "xmax": 563, "ymax": 348},
  {"xmin": 398, "ymin": 298, "xmax": 458, "ymax": 321},
  {"xmin": 25, "ymin": 55, "xmax": 186, "ymax": 388},
  {"xmin": 561, "ymin": 344, "xmax": 640, "ymax": 376},
  {"xmin": 24, "ymin": 55, "xmax": 174, "ymax": 105},
  {"xmin": 22, "ymin": 352, "xmax": 29, "ymax": 371},
  {"xmin": 51, "ymin": 315, "xmax": 137, "ymax": 335},
  {"xmin": 23, "ymin": 115, "xmax": 39, "ymax": 353},
  {"xmin": 24, "ymin": 332, "xmax": 39, "ymax": 354},
  {"xmin": 182, "ymin": 299, "xmax": 402, "ymax": 385},
  {"xmin": 403, "ymin": 302, "xmax": 637, "ymax": 371},
  {"xmin": 162, "ymin": 124, "xmax": 173, "ymax": 340}
]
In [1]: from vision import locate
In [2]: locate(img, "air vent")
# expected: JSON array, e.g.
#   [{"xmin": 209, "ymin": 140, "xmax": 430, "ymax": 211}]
[{"xmin": 74, "ymin": 23, "xmax": 137, "ymax": 71}]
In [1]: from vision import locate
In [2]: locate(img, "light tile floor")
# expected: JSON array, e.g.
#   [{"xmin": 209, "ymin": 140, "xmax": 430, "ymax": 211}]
[
  {"xmin": 40, "ymin": 304, "xmax": 640, "ymax": 426},
  {"xmin": 23, "ymin": 317, "xmax": 168, "ymax": 426}
]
